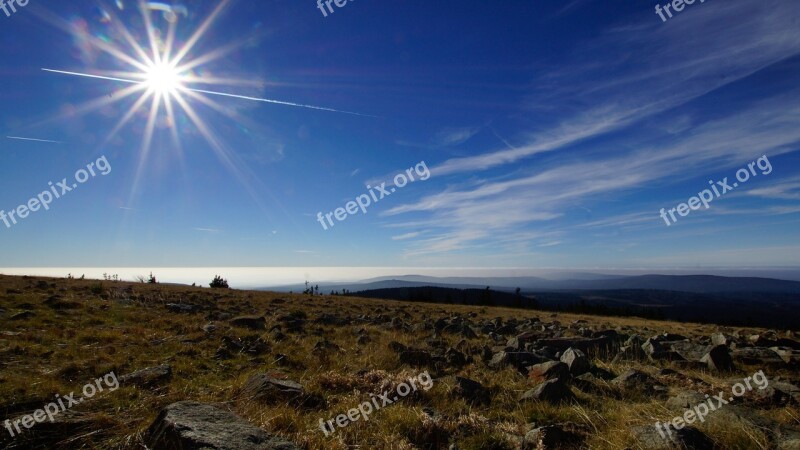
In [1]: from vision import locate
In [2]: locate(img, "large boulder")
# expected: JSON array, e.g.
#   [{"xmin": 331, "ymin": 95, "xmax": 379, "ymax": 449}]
[{"xmin": 146, "ymin": 401, "xmax": 299, "ymax": 450}]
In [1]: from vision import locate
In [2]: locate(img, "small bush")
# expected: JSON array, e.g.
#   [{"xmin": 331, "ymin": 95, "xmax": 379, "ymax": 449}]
[{"xmin": 210, "ymin": 275, "xmax": 229, "ymax": 289}]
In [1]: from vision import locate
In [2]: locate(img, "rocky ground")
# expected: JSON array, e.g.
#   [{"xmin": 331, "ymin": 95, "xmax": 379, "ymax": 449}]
[{"xmin": 0, "ymin": 275, "xmax": 798, "ymax": 449}]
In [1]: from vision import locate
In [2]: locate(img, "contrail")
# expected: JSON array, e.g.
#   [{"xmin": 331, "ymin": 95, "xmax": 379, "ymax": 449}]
[
  {"xmin": 42, "ymin": 68, "xmax": 375, "ymax": 117},
  {"xmin": 184, "ymin": 87, "xmax": 377, "ymax": 117},
  {"xmin": 6, "ymin": 136, "xmax": 62, "ymax": 144},
  {"xmin": 41, "ymin": 68, "xmax": 141, "ymax": 85}
]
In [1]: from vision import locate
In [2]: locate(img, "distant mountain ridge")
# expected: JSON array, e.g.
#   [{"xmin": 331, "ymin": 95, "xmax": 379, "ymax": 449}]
[
  {"xmin": 258, "ymin": 274, "xmax": 800, "ymax": 295},
  {"xmin": 347, "ymin": 286, "xmax": 800, "ymax": 329}
]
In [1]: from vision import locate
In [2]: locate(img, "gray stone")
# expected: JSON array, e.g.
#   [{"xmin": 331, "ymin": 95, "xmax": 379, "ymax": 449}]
[
  {"xmin": 665, "ymin": 390, "xmax": 707, "ymax": 410},
  {"xmin": 145, "ymin": 401, "xmax": 299, "ymax": 450},
  {"xmin": 450, "ymin": 376, "xmax": 490, "ymax": 404},
  {"xmin": 528, "ymin": 361, "xmax": 570, "ymax": 383},
  {"xmin": 520, "ymin": 378, "xmax": 574, "ymax": 404},
  {"xmin": 522, "ymin": 423, "xmax": 583, "ymax": 449},
  {"xmin": 119, "ymin": 365, "xmax": 172, "ymax": 387},
  {"xmin": 700, "ymin": 345, "xmax": 735, "ymax": 372},
  {"xmin": 632, "ymin": 423, "xmax": 714, "ymax": 449},
  {"xmin": 230, "ymin": 316, "xmax": 266, "ymax": 330},
  {"xmin": 560, "ymin": 347, "xmax": 591, "ymax": 375},
  {"xmin": 242, "ymin": 374, "xmax": 322, "ymax": 407}
]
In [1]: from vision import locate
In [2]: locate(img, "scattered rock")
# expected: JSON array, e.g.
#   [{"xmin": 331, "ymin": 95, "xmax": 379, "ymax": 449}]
[
  {"xmin": 520, "ymin": 378, "xmax": 574, "ymax": 404},
  {"xmin": 671, "ymin": 341, "xmax": 712, "ymax": 362},
  {"xmin": 166, "ymin": 303, "xmax": 201, "ymax": 313},
  {"xmin": 612, "ymin": 369, "xmax": 666, "ymax": 397},
  {"xmin": 9, "ymin": 311, "xmax": 34, "ymax": 320},
  {"xmin": 230, "ymin": 316, "xmax": 266, "ymax": 330},
  {"xmin": 119, "ymin": 365, "xmax": 172, "ymax": 387},
  {"xmin": 666, "ymin": 390, "xmax": 708, "ymax": 411},
  {"xmin": 445, "ymin": 347, "xmax": 468, "ymax": 367},
  {"xmin": 732, "ymin": 347, "xmax": 786, "ymax": 369},
  {"xmin": 754, "ymin": 381, "xmax": 800, "ymax": 406},
  {"xmin": 528, "ymin": 361, "xmax": 570, "ymax": 384},
  {"xmin": 700, "ymin": 345, "xmax": 735, "ymax": 372},
  {"xmin": 449, "ymin": 376, "xmax": 490, "ymax": 404},
  {"xmin": 560, "ymin": 347, "xmax": 591, "ymax": 375},
  {"xmin": 631, "ymin": 423, "xmax": 714, "ymax": 449},
  {"xmin": 312, "ymin": 339, "xmax": 341, "ymax": 355},
  {"xmin": 243, "ymin": 374, "xmax": 301, "ymax": 401},
  {"xmin": 145, "ymin": 401, "xmax": 300, "ymax": 450},
  {"xmin": 522, "ymin": 423, "xmax": 584, "ymax": 449},
  {"xmin": 489, "ymin": 351, "xmax": 549, "ymax": 372},
  {"xmin": 400, "ymin": 349, "xmax": 433, "ymax": 366}
]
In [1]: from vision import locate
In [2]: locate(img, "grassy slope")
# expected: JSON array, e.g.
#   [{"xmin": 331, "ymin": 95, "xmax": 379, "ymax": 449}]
[{"xmin": 0, "ymin": 275, "xmax": 796, "ymax": 449}]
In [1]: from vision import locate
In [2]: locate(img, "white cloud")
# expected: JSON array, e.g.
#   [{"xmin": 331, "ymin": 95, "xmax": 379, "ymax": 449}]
[
  {"xmin": 385, "ymin": 0, "xmax": 800, "ymax": 259},
  {"xmin": 391, "ymin": 232, "xmax": 422, "ymax": 240}
]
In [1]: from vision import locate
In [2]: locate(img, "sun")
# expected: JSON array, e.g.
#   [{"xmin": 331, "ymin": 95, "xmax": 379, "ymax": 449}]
[
  {"xmin": 39, "ymin": 0, "xmax": 369, "ymax": 207},
  {"xmin": 144, "ymin": 62, "xmax": 182, "ymax": 95}
]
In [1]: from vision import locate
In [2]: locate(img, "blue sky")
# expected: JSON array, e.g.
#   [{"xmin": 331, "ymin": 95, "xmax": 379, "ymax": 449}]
[{"xmin": 1, "ymin": 0, "xmax": 799, "ymax": 277}]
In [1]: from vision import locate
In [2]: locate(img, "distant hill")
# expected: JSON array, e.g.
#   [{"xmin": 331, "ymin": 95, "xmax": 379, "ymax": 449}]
[
  {"xmin": 348, "ymin": 286, "xmax": 800, "ymax": 329},
  {"xmin": 259, "ymin": 274, "xmax": 800, "ymax": 295},
  {"xmin": 554, "ymin": 275, "xmax": 800, "ymax": 294}
]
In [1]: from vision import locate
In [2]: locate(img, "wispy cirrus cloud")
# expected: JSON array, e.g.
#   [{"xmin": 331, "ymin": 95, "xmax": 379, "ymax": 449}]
[
  {"xmin": 427, "ymin": 0, "xmax": 800, "ymax": 178},
  {"xmin": 391, "ymin": 231, "xmax": 423, "ymax": 240},
  {"xmin": 395, "ymin": 126, "xmax": 481, "ymax": 150},
  {"xmin": 389, "ymin": 0, "xmax": 800, "ymax": 260},
  {"xmin": 747, "ymin": 177, "xmax": 800, "ymax": 200}
]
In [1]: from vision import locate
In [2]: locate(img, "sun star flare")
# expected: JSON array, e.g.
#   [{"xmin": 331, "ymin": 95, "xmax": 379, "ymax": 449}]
[{"xmin": 144, "ymin": 62, "xmax": 183, "ymax": 95}]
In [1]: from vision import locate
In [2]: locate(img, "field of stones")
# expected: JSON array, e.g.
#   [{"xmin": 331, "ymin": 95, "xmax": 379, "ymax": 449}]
[{"xmin": 0, "ymin": 275, "xmax": 798, "ymax": 449}]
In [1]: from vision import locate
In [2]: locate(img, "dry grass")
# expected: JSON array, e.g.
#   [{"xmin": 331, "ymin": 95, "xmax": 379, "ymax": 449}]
[{"xmin": 0, "ymin": 274, "xmax": 796, "ymax": 449}]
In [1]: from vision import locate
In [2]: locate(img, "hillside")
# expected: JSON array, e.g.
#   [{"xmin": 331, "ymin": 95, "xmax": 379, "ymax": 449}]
[{"xmin": 1, "ymin": 275, "xmax": 799, "ymax": 449}]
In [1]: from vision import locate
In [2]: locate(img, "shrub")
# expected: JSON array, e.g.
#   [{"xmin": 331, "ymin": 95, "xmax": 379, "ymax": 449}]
[{"xmin": 210, "ymin": 275, "xmax": 229, "ymax": 289}]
